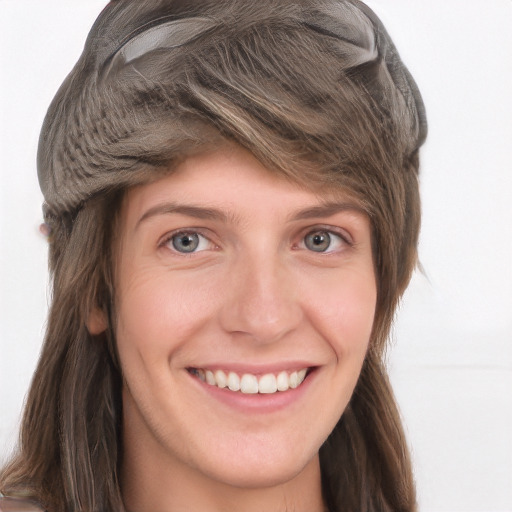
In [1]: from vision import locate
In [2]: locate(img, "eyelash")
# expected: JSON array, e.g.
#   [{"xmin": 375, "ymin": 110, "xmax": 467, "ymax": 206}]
[
  {"xmin": 159, "ymin": 226, "xmax": 353, "ymax": 255},
  {"xmin": 159, "ymin": 229, "xmax": 216, "ymax": 255},
  {"xmin": 296, "ymin": 227, "xmax": 353, "ymax": 254}
]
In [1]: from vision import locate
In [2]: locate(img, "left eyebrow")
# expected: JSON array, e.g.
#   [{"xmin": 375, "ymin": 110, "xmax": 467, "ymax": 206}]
[{"xmin": 289, "ymin": 201, "xmax": 368, "ymax": 222}]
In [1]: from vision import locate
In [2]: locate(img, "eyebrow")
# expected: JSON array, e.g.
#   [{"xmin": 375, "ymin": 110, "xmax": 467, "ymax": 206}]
[
  {"xmin": 288, "ymin": 201, "xmax": 368, "ymax": 221},
  {"xmin": 136, "ymin": 203, "xmax": 231, "ymax": 229},
  {"xmin": 136, "ymin": 199, "xmax": 367, "ymax": 229}
]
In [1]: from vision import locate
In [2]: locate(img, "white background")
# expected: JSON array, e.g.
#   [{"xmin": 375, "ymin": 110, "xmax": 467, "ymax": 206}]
[{"xmin": 1, "ymin": 1, "xmax": 511, "ymax": 510}]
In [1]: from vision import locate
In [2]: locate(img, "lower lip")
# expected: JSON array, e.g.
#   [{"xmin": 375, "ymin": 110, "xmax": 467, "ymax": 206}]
[{"xmin": 188, "ymin": 369, "xmax": 317, "ymax": 414}]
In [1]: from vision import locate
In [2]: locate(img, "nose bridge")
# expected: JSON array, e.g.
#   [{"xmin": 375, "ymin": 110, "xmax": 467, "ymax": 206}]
[{"xmin": 221, "ymin": 249, "xmax": 302, "ymax": 343}]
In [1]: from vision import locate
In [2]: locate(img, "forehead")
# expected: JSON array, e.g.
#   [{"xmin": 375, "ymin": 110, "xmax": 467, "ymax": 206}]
[{"xmin": 120, "ymin": 145, "xmax": 369, "ymax": 225}]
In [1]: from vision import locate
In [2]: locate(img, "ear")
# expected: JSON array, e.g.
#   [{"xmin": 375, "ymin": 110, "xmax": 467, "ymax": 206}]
[{"xmin": 87, "ymin": 307, "xmax": 108, "ymax": 335}]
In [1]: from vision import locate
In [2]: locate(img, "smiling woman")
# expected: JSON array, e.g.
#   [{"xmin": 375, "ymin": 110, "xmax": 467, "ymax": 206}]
[
  {"xmin": 106, "ymin": 148, "xmax": 377, "ymax": 510},
  {"xmin": 0, "ymin": 1, "xmax": 426, "ymax": 511}
]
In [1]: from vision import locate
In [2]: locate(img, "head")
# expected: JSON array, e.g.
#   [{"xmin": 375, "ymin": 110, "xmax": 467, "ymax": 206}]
[
  {"xmin": 4, "ymin": 1, "xmax": 426, "ymax": 511},
  {"xmin": 40, "ymin": 0, "xmax": 425, "ymax": 352}
]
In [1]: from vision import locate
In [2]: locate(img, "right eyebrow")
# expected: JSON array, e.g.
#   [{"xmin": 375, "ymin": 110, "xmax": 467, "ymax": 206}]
[{"xmin": 135, "ymin": 202, "xmax": 231, "ymax": 231}]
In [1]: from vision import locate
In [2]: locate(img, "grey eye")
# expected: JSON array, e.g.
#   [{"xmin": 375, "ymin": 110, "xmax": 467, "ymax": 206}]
[
  {"xmin": 304, "ymin": 231, "xmax": 332, "ymax": 252},
  {"xmin": 171, "ymin": 233, "xmax": 200, "ymax": 253}
]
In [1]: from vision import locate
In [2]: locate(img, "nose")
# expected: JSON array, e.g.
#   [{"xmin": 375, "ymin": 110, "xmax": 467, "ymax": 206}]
[{"xmin": 219, "ymin": 253, "xmax": 303, "ymax": 345}]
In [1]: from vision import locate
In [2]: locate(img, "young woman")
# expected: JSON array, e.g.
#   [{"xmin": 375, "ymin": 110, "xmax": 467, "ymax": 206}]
[{"xmin": 0, "ymin": 1, "xmax": 427, "ymax": 511}]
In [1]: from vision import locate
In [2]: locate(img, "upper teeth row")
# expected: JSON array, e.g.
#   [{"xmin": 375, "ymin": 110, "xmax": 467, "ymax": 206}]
[{"xmin": 193, "ymin": 368, "xmax": 308, "ymax": 394}]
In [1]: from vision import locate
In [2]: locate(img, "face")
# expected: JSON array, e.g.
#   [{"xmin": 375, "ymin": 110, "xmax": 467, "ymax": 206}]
[{"xmin": 110, "ymin": 145, "xmax": 376, "ymax": 491}]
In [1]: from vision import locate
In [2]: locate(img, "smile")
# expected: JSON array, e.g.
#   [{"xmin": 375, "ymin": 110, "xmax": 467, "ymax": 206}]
[{"xmin": 188, "ymin": 368, "xmax": 309, "ymax": 394}]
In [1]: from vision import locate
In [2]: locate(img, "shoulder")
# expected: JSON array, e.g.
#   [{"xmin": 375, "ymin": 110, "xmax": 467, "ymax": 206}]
[{"xmin": 0, "ymin": 497, "xmax": 44, "ymax": 512}]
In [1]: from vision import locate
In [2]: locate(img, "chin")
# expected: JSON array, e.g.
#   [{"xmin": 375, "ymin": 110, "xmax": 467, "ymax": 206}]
[{"xmin": 188, "ymin": 432, "xmax": 322, "ymax": 490}]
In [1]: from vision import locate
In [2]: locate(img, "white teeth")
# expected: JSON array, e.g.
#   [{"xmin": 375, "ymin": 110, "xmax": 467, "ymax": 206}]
[
  {"xmin": 258, "ymin": 373, "xmax": 277, "ymax": 394},
  {"xmin": 240, "ymin": 374, "xmax": 259, "ymax": 394},
  {"xmin": 289, "ymin": 369, "xmax": 308, "ymax": 389},
  {"xmin": 227, "ymin": 372, "xmax": 240, "ymax": 391},
  {"xmin": 276, "ymin": 371, "xmax": 289, "ymax": 391},
  {"xmin": 205, "ymin": 370, "xmax": 216, "ymax": 385},
  {"xmin": 192, "ymin": 367, "xmax": 309, "ymax": 394},
  {"xmin": 214, "ymin": 370, "xmax": 227, "ymax": 388}
]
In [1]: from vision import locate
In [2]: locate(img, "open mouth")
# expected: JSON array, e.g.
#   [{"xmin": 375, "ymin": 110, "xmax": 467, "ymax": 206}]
[{"xmin": 187, "ymin": 368, "xmax": 311, "ymax": 395}]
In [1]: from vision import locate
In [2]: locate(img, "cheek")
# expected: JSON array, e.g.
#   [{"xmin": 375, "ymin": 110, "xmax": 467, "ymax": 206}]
[
  {"xmin": 115, "ymin": 265, "xmax": 222, "ymax": 361},
  {"xmin": 300, "ymin": 267, "xmax": 377, "ymax": 357}
]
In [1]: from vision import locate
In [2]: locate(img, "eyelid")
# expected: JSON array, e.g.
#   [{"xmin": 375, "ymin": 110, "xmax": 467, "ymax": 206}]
[
  {"xmin": 159, "ymin": 228, "xmax": 217, "ymax": 254},
  {"xmin": 295, "ymin": 225, "xmax": 354, "ymax": 253},
  {"xmin": 302, "ymin": 224, "xmax": 353, "ymax": 244}
]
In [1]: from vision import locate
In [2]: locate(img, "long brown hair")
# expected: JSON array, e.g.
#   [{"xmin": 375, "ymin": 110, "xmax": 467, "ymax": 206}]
[{"xmin": 1, "ymin": 1, "xmax": 427, "ymax": 510}]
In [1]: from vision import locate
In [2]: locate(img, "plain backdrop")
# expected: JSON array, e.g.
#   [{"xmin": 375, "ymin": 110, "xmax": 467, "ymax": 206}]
[{"xmin": 1, "ymin": 1, "xmax": 511, "ymax": 511}]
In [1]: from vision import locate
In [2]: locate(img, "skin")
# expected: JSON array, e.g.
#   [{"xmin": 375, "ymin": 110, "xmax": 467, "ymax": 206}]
[{"xmin": 91, "ymin": 145, "xmax": 377, "ymax": 512}]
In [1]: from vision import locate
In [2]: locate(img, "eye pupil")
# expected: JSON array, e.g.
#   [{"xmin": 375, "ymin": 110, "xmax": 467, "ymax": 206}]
[
  {"xmin": 305, "ymin": 231, "xmax": 331, "ymax": 252},
  {"xmin": 172, "ymin": 233, "xmax": 199, "ymax": 253}
]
